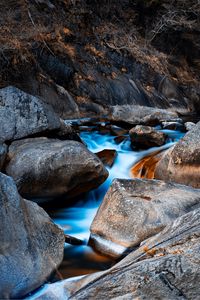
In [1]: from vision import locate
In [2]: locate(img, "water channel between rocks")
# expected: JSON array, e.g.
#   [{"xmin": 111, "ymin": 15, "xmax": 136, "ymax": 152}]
[{"xmin": 26, "ymin": 126, "xmax": 184, "ymax": 299}]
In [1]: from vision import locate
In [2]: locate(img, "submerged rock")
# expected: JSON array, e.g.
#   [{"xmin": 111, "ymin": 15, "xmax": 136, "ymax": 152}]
[
  {"xmin": 0, "ymin": 86, "xmax": 61, "ymax": 142},
  {"xmin": 89, "ymin": 178, "xmax": 200, "ymax": 258},
  {"xmin": 0, "ymin": 143, "xmax": 7, "ymax": 170},
  {"xmin": 33, "ymin": 208, "xmax": 200, "ymax": 300},
  {"xmin": 155, "ymin": 121, "xmax": 200, "ymax": 188},
  {"xmin": 96, "ymin": 149, "xmax": 117, "ymax": 167},
  {"xmin": 129, "ymin": 125, "xmax": 167, "ymax": 149},
  {"xmin": 6, "ymin": 138, "xmax": 108, "ymax": 200},
  {"xmin": 0, "ymin": 172, "xmax": 65, "ymax": 299}
]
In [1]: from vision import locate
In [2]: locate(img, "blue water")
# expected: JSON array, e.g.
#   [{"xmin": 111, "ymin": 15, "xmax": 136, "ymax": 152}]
[{"xmin": 26, "ymin": 127, "xmax": 184, "ymax": 299}]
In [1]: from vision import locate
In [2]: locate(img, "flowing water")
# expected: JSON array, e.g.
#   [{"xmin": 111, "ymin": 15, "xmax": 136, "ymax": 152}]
[
  {"xmin": 49, "ymin": 127, "xmax": 184, "ymax": 279},
  {"xmin": 26, "ymin": 126, "xmax": 184, "ymax": 299}
]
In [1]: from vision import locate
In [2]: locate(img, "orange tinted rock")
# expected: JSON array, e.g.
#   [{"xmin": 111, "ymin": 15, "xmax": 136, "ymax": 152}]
[
  {"xmin": 131, "ymin": 150, "xmax": 165, "ymax": 179},
  {"xmin": 96, "ymin": 149, "xmax": 117, "ymax": 167},
  {"xmin": 89, "ymin": 179, "xmax": 200, "ymax": 258}
]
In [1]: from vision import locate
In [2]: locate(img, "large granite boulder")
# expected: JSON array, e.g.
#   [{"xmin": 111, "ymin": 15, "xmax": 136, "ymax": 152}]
[
  {"xmin": 0, "ymin": 172, "xmax": 65, "ymax": 299},
  {"xmin": 110, "ymin": 105, "xmax": 179, "ymax": 125},
  {"xmin": 155, "ymin": 121, "xmax": 200, "ymax": 188},
  {"xmin": 129, "ymin": 125, "xmax": 167, "ymax": 149},
  {"xmin": 89, "ymin": 178, "xmax": 200, "ymax": 258},
  {"xmin": 6, "ymin": 138, "xmax": 108, "ymax": 200},
  {"xmin": 33, "ymin": 208, "xmax": 200, "ymax": 300},
  {"xmin": 0, "ymin": 86, "xmax": 61, "ymax": 142},
  {"xmin": 0, "ymin": 143, "xmax": 7, "ymax": 170}
]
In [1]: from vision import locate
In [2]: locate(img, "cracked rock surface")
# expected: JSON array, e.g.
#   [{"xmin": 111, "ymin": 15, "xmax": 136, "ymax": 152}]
[{"xmin": 0, "ymin": 86, "xmax": 61, "ymax": 142}]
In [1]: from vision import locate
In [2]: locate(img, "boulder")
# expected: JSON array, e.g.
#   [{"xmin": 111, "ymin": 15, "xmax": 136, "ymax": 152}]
[
  {"xmin": 89, "ymin": 178, "xmax": 200, "ymax": 258},
  {"xmin": 0, "ymin": 143, "xmax": 7, "ymax": 170},
  {"xmin": 6, "ymin": 138, "xmax": 108, "ymax": 200},
  {"xmin": 33, "ymin": 208, "xmax": 200, "ymax": 300},
  {"xmin": 185, "ymin": 121, "xmax": 195, "ymax": 131},
  {"xmin": 129, "ymin": 125, "xmax": 167, "ymax": 149},
  {"xmin": 0, "ymin": 86, "xmax": 61, "ymax": 142},
  {"xmin": 0, "ymin": 172, "xmax": 65, "ymax": 299},
  {"xmin": 155, "ymin": 121, "xmax": 200, "ymax": 188},
  {"xmin": 110, "ymin": 105, "xmax": 179, "ymax": 126},
  {"xmin": 96, "ymin": 149, "xmax": 117, "ymax": 167},
  {"xmin": 162, "ymin": 120, "xmax": 184, "ymax": 131}
]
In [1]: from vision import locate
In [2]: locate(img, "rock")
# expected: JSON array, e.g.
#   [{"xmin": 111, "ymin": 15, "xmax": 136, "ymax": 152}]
[
  {"xmin": 185, "ymin": 121, "xmax": 195, "ymax": 131},
  {"xmin": 0, "ymin": 86, "xmax": 61, "ymax": 142},
  {"xmin": 51, "ymin": 120, "xmax": 82, "ymax": 143},
  {"xmin": 131, "ymin": 149, "xmax": 165, "ymax": 179},
  {"xmin": 109, "ymin": 125, "xmax": 128, "ymax": 136},
  {"xmin": 96, "ymin": 149, "xmax": 117, "ymax": 167},
  {"xmin": 0, "ymin": 172, "xmax": 65, "ymax": 299},
  {"xmin": 65, "ymin": 234, "xmax": 85, "ymax": 246},
  {"xmin": 89, "ymin": 178, "xmax": 200, "ymax": 258},
  {"xmin": 114, "ymin": 135, "xmax": 127, "ymax": 144},
  {"xmin": 110, "ymin": 105, "xmax": 179, "ymax": 126},
  {"xmin": 6, "ymin": 138, "xmax": 108, "ymax": 200},
  {"xmin": 129, "ymin": 125, "xmax": 167, "ymax": 149},
  {"xmin": 155, "ymin": 121, "xmax": 200, "ymax": 188},
  {"xmin": 162, "ymin": 120, "xmax": 184, "ymax": 131},
  {"xmin": 33, "ymin": 208, "xmax": 200, "ymax": 300},
  {"xmin": 0, "ymin": 143, "xmax": 7, "ymax": 170}
]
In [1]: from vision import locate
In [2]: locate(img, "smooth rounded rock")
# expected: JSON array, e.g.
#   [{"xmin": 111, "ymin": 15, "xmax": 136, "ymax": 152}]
[
  {"xmin": 6, "ymin": 138, "xmax": 108, "ymax": 200},
  {"xmin": 129, "ymin": 125, "xmax": 166, "ymax": 149},
  {"xmin": 89, "ymin": 178, "xmax": 200, "ymax": 258}
]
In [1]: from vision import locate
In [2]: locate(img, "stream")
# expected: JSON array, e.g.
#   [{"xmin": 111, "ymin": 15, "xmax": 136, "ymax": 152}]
[
  {"xmin": 49, "ymin": 126, "xmax": 184, "ymax": 279},
  {"xmin": 26, "ymin": 125, "xmax": 184, "ymax": 298}
]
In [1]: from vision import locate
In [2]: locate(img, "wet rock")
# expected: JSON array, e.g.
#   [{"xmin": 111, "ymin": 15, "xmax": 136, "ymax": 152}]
[
  {"xmin": 110, "ymin": 125, "xmax": 128, "ymax": 136},
  {"xmin": 0, "ymin": 86, "xmax": 61, "ymax": 142},
  {"xmin": 96, "ymin": 149, "xmax": 117, "ymax": 167},
  {"xmin": 34, "ymin": 208, "xmax": 200, "ymax": 300},
  {"xmin": 155, "ymin": 121, "xmax": 200, "ymax": 188},
  {"xmin": 65, "ymin": 234, "xmax": 85, "ymax": 246},
  {"xmin": 6, "ymin": 138, "xmax": 108, "ymax": 200},
  {"xmin": 185, "ymin": 121, "xmax": 195, "ymax": 131},
  {"xmin": 0, "ymin": 143, "xmax": 7, "ymax": 170},
  {"xmin": 131, "ymin": 149, "xmax": 165, "ymax": 179},
  {"xmin": 129, "ymin": 125, "xmax": 167, "ymax": 149},
  {"xmin": 89, "ymin": 178, "xmax": 200, "ymax": 258},
  {"xmin": 162, "ymin": 120, "xmax": 184, "ymax": 131},
  {"xmin": 114, "ymin": 135, "xmax": 127, "ymax": 144},
  {"xmin": 0, "ymin": 172, "xmax": 65, "ymax": 299},
  {"xmin": 110, "ymin": 105, "xmax": 179, "ymax": 126}
]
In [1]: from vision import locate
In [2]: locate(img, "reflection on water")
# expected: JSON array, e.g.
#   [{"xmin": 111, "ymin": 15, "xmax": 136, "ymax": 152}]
[{"xmin": 49, "ymin": 128, "xmax": 184, "ymax": 279}]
